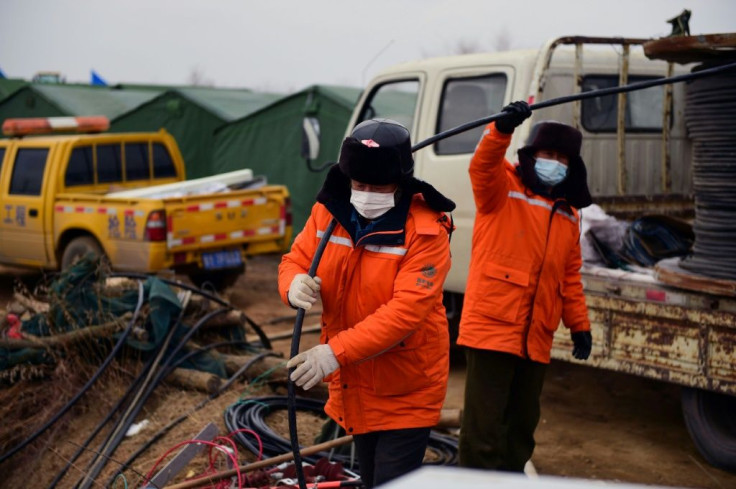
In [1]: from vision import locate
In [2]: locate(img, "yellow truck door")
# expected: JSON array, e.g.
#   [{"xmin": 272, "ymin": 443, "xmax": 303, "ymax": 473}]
[{"xmin": 0, "ymin": 141, "xmax": 53, "ymax": 266}]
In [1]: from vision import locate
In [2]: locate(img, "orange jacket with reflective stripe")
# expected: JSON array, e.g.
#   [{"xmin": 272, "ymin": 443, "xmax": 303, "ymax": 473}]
[
  {"xmin": 279, "ymin": 196, "xmax": 451, "ymax": 435},
  {"xmin": 457, "ymin": 123, "xmax": 590, "ymax": 363}
]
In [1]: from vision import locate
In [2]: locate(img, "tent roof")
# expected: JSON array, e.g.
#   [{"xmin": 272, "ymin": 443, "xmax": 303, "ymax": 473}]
[
  {"xmin": 174, "ymin": 87, "xmax": 282, "ymax": 121},
  {"xmin": 0, "ymin": 78, "xmax": 28, "ymax": 100},
  {"xmin": 29, "ymin": 84, "xmax": 162, "ymax": 119},
  {"xmin": 218, "ymin": 84, "xmax": 362, "ymax": 130}
]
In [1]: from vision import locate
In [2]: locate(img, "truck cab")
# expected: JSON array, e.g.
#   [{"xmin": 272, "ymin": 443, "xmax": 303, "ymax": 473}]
[{"xmin": 349, "ymin": 37, "xmax": 691, "ymax": 293}]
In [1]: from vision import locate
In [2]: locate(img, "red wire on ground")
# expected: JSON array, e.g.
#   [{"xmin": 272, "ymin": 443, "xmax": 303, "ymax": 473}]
[
  {"xmin": 142, "ymin": 439, "xmax": 242, "ymax": 489},
  {"xmin": 226, "ymin": 428, "xmax": 264, "ymax": 461}
]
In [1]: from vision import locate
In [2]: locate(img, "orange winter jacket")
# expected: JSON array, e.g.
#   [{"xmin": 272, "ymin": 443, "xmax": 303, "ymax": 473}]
[
  {"xmin": 457, "ymin": 123, "xmax": 590, "ymax": 363},
  {"xmin": 279, "ymin": 193, "xmax": 452, "ymax": 435}
]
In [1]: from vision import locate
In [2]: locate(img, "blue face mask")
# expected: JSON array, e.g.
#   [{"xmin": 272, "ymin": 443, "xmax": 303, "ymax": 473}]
[{"xmin": 534, "ymin": 157, "xmax": 568, "ymax": 186}]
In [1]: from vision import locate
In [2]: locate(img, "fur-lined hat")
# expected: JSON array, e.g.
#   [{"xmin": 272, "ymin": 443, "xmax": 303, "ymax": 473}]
[
  {"xmin": 338, "ymin": 119, "xmax": 413, "ymax": 185},
  {"xmin": 517, "ymin": 120, "xmax": 592, "ymax": 209}
]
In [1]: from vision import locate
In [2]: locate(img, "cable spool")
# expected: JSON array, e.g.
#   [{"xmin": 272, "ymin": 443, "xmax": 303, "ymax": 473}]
[{"xmin": 680, "ymin": 64, "xmax": 736, "ymax": 280}]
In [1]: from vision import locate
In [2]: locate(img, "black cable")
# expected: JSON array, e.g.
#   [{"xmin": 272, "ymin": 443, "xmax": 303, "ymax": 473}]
[
  {"xmin": 109, "ymin": 272, "xmax": 231, "ymax": 307},
  {"xmin": 288, "ymin": 218, "xmax": 338, "ymax": 489},
  {"xmin": 79, "ymin": 307, "xmax": 229, "ymax": 489},
  {"xmin": 411, "ymin": 59, "xmax": 736, "ymax": 152},
  {"xmin": 47, "ymin": 352, "xmax": 159, "ymax": 489},
  {"xmin": 0, "ymin": 281, "xmax": 145, "ymax": 466},
  {"xmin": 106, "ymin": 351, "xmax": 280, "ymax": 487},
  {"xmin": 74, "ymin": 296, "xmax": 194, "ymax": 489},
  {"xmin": 223, "ymin": 396, "xmax": 459, "ymax": 470}
]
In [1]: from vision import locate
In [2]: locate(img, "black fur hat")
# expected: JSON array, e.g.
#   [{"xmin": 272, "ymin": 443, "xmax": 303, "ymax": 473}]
[
  {"xmin": 522, "ymin": 120, "xmax": 582, "ymax": 159},
  {"xmin": 338, "ymin": 119, "xmax": 414, "ymax": 185}
]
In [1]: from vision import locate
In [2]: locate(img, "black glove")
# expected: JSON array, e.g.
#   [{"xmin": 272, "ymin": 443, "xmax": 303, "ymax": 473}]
[
  {"xmin": 571, "ymin": 331, "xmax": 592, "ymax": 360},
  {"xmin": 494, "ymin": 101, "xmax": 532, "ymax": 134}
]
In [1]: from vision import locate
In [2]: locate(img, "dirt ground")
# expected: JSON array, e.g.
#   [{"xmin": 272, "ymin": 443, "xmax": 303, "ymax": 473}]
[{"xmin": 1, "ymin": 256, "xmax": 736, "ymax": 489}]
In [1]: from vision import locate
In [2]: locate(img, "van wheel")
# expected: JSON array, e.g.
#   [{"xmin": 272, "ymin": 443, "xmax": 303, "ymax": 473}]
[
  {"xmin": 61, "ymin": 236, "xmax": 105, "ymax": 270},
  {"xmin": 188, "ymin": 264, "xmax": 245, "ymax": 292},
  {"xmin": 681, "ymin": 387, "xmax": 736, "ymax": 472}
]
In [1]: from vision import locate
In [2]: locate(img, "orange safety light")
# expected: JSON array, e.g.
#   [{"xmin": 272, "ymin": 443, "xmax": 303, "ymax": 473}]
[{"xmin": 2, "ymin": 116, "xmax": 110, "ymax": 137}]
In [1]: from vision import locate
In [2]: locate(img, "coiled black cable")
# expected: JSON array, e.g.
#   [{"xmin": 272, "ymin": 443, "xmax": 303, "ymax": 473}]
[
  {"xmin": 223, "ymin": 396, "xmax": 459, "ymax": 472},
  {"xmin": 0, "ymin": 281, "xmax": 145, "ymax": 466}
]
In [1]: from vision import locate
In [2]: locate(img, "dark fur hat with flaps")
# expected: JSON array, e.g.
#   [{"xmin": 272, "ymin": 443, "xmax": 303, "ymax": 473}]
[
  {"xmin": 338, "ymin": 118, "xmax": 414, "ymax": 185},
  {"xmin": 319, "ymin": 118, "xmax": 455, "ymax": 213},
  {"xmin": 517, "ymin": 120, "xmax": 593, "ymax": 209}
]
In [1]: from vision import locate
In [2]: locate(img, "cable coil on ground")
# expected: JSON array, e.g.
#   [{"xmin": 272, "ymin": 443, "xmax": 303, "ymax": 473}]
[{"xmin": 223, "ymin": 396, "xmax": 459, "ymax": 472}]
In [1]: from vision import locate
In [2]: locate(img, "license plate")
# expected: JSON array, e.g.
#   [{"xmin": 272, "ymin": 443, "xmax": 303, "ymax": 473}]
[{"xmin": 202, "ymin": 249, "xmax": 242, "ymax": 270}]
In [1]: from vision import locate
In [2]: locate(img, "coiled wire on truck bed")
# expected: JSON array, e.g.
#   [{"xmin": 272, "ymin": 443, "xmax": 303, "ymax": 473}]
[
  {"xmin": 224, "ymin": 396, "xmax": 459, "ymax": 471},
  {"xmin": 680, "ymin": 66, "xmax": 736, "ymax": 280}
]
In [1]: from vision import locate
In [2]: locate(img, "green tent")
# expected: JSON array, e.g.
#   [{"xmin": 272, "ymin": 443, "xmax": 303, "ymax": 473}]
[
  {"xmin": 110, "ymin": 87, "xmax": 281, "ymax": 179},
  {"xmin": 0, "ymin": 78, "xmax": 28, "ymax": 102},
  {"xmin": 0, "ymin": 84, "xmax": 160, "ymax": 126},
  {"xmin": 212, "ymin": 84, "xmax": 362, "ymax": 234}
]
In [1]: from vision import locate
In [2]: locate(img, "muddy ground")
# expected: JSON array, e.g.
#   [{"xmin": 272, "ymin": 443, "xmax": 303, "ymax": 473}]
[{"xmin": 1, "ymin": 255, "xmax": 735, "ymax": 489}]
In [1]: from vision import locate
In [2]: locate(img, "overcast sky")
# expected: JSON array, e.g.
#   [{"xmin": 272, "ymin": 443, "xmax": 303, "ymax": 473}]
[{"xmin": 1, "ymin": 0, "xmax": 734, "ymax": 93}]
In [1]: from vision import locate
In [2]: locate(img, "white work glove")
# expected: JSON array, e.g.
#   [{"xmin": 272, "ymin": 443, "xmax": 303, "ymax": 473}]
[
  {"xmin": 286, "ymin": 344, "xmax": 339, "ymax": 390},
  {"xmin": 287, "ymin": 273, "xmax": 322, "ymax": 310}
]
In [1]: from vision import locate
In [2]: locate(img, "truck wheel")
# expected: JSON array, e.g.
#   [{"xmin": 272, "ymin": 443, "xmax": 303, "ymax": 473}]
[
  {"xmin": 188, "ymin": 264, "xmax": 246, "ymax": 291},
  {"xmin": 61, "ymin": 236, "xmax": 106, "ymax": 270},
  {"xmin": 681, "ymin": 387, "xmax": 736, "ymax": 472}
]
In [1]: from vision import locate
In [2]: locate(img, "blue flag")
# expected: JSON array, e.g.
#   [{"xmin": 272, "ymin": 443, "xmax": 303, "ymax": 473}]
[
  {"xmin": 90, "ymin": 70, "xmax": 107, "ymax": 86},
  {"xmin": 0, "ymin": 67, "xmax": 6, "ymax": 79}
]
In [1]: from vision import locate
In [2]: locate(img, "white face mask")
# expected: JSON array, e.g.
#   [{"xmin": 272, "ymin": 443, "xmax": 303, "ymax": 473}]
[{"xmin": 350, "ymin": 189, "xmax": 396, "ymax": 219}]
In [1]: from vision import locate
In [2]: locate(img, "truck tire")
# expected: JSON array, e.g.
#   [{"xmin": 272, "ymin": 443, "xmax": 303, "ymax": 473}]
[
  {"xmin": 61, "ymin": 236, "xmax": 105, "ymax": 270},
  {"xmin": 681, "ymin": 387, "xmax": 736, "ymax": 472},
  {"xmin": 188, "ymin": 263, "xmax": 245, "ymax": 291}
]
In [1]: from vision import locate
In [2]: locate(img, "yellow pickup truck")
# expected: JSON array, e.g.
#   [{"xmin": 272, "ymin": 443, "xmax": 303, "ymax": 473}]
[{"xmin": 0, "ymin": 116, "xmax": 292, "ymax": 288}]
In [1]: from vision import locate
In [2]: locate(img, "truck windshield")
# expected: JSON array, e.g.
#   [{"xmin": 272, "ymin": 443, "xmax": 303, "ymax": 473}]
[{"xmin": 357, "ymin": 80, "xmax": 419, "ymax": 132}]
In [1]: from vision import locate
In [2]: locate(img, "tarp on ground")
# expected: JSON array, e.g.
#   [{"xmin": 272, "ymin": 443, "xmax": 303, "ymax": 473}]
[
  {"xmin": 110, "ymin": 88, "xmax": 281, "ymax": 179},
  {"xmin": 212, "ymin": 84, "xmax": 362, "ymax": 233},
  {"xmin": 0, "ymin": 84, "xmax": 160, "ymax": 125}
]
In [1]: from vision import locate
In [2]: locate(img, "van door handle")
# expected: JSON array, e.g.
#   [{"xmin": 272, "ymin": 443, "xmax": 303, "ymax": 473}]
[{"xmin": 29, "ymin": 208, "xmax": 38, "ymax": 217}]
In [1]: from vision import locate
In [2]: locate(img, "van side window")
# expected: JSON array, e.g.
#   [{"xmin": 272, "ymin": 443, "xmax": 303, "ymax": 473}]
[
  {"xmin": 436, "ymin": 75, "xmax": 507, "ymax": 155},
  {"xmin": 152, "ymin": 143, "xmax": 177, "ymax": 178},
  {"xmin": 125, "ymin": 143, "xmax": 150, "ymax": 181},
  {"xmin": 582, "ymin": 76, "xmax": 664, "ymax": 132},
  {"xmin": 10, "ymin": 148, "xmax": 49, "ymax": 195},
  {"xmin": 357, "ymin": 80, "xmax": 419, "ymax": 132},
  {"xmin": 97, "ymin": 144, "xmax": 123, "ymax": 183},
  {"xmin": 65, "ymin": 147, "xmax": 94, "ymax": 186}
]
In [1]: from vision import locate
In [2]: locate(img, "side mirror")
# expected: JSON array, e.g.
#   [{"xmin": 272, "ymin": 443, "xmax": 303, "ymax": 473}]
[{"xmin": 301, "ymin": 117, "xmax": 320, "ymax": 161}]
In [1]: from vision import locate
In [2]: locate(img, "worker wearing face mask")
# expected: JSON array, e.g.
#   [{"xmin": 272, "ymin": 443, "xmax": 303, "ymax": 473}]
[
  {"xmin": 457, "ymin": 102, "xmax": 593, "ymax": 472},
  {"xmin": 279, "ymin": 118, "xmax": 455, "ymax": 488}
]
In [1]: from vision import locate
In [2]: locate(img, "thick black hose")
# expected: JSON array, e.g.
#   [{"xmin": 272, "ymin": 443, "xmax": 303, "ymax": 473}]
[
  {"xmin": 411, "ymin": 59, "xmax": 736, "ymax": 152},
  {"xmin": 224, "ymin": 396, "xmax": 459, "ymax": 468},
  {"xmin": 288, "ymin": 218, "xmax": 338, "ymax": 489},
  {"xmin": 0, "ymin": 281, "xmax": 145, "ymax": 466}
]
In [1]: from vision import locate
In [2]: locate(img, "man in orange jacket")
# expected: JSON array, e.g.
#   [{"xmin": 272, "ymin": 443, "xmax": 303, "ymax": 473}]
[
  {"xmin": 279, "ymin": 119, "xmax": 455, "ymax": 488},
  {"xmin": 457, "ymin": 101, "xmax": 593, "ymax": 472}
]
